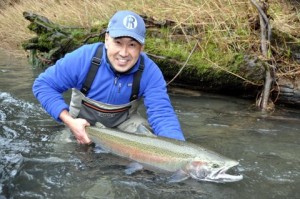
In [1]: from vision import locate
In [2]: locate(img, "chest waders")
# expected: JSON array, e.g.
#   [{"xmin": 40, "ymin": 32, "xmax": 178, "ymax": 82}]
[{"xmin": 69, "ymin": 44, "xmax": 153, "ymax": 134}]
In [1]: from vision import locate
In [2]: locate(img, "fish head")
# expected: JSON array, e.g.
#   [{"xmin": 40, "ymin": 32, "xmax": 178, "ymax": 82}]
[{"xmin": 187, "ymin": 159, "xmax": 243, "ymax": 183}]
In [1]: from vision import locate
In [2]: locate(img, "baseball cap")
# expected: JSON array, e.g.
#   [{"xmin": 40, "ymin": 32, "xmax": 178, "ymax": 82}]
[{"xmin": 106, "ymin": 10, "xmax": 146, "ymax": 45}]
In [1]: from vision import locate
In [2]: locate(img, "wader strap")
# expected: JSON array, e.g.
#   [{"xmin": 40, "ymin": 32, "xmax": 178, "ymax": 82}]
[
  {"xmin": 130, "ymin": 56, "xmax": 144, "ymax": 101},
  {"xmin": 80, "ymin": 44, "xmax": 104, "ymax": 95},
  {"xmin": 80, "ymin": 43, "xmax": 144, "ymax": 101}
]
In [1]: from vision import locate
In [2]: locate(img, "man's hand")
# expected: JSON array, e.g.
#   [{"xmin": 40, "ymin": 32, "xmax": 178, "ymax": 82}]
[{"xmin": 59, "ymin": 110, "xmax": 91, "ymax": 144}]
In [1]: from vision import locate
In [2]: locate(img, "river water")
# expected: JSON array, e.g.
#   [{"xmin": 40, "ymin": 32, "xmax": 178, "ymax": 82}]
[{"xmin": 0, "ymin": 50, "xmax": 299, "ymax": 199}]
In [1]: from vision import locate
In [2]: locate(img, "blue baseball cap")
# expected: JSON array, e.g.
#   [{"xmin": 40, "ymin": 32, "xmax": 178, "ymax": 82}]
[{"xmin": 106, "ymin": 10, "xmax": 146, "ymax": 45}]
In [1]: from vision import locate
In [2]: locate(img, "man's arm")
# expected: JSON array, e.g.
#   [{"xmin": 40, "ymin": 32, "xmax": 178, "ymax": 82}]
[
  {"xmin": 141, "ymin": 57, "xmax": 185, "ymax": 141},
  {"xmin": 32, "ymin": 44, "xmax": 101, "ymax": 144}
]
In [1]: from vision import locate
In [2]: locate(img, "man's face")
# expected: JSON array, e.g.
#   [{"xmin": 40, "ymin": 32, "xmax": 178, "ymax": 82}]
[{"xmin": 105, "ymin": 33, "xmax": 144, "ymax": 73}]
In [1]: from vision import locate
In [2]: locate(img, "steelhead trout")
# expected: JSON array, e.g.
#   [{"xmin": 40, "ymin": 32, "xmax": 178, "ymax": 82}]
[{"xmin": 86, "ymin": 126, "xmax": 243, "ymax": 183}]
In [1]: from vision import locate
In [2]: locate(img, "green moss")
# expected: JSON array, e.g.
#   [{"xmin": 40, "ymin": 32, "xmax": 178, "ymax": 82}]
[
  {"xmin": 70, "ymin": 29, "xmax": 86, "ymax": 39},
  {"xmin": 145, "ymin": 26, "xmax": 241, "ymax": 80}
]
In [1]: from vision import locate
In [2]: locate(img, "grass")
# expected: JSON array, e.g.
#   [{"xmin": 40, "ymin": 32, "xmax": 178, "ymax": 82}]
[{"xmin": 0, "ymin": 0, "xmax": 299, "ymax": 78}]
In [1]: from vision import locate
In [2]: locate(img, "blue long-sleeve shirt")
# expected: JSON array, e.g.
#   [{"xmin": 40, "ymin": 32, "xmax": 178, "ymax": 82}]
[{"xmin": 32, "ymin": 42, "xmax": 185, "ymax": 141}]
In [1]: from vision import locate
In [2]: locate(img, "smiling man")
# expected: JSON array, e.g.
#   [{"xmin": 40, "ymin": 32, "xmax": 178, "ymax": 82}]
[{"xmin": 32, "ymin": 10, "xmax": 185, "ymax": 144}]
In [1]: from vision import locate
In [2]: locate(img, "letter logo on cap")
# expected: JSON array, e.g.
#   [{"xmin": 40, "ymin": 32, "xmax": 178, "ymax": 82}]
[{"xmin": 123, "ymin": 15, "xmax": 137, "ymax": 29}]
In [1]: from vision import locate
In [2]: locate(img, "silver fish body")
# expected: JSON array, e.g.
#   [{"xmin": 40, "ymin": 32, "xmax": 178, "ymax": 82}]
[{"xmin": 86, "ymin": 126, "xmax": 243, "ymax": 183}]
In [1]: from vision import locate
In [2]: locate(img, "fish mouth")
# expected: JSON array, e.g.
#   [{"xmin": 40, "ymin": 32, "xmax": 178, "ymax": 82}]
[{"xmin": 206, "ymin": 163, "xmax": 243, "ymax": 183}]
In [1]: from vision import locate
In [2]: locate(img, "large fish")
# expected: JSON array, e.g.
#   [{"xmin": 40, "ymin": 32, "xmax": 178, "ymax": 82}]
[{"xmin": 86, "ymin": 126, "xmax": 243, "ymax": 183}]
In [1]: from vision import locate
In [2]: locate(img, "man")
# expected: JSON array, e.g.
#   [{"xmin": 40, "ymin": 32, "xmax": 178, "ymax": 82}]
[{"xmin": 32, "ymin": 10, "xmax": 185, "ymax": 144}]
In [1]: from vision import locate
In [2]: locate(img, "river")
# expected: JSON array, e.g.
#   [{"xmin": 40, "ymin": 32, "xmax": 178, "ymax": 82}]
[{"xmin": 0, "ymin": 50, "xmax": 299, "ymax": 199}]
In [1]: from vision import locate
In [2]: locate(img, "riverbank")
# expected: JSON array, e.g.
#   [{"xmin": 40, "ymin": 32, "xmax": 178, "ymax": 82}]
[{"xmin": 0, "ymin": 0, "xmax": 300, "ymax": 106}]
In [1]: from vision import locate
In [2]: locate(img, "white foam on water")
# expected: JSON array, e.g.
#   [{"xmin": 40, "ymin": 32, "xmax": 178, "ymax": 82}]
[{"xmin": 0, "ymin": 110, "xmax": 6, "ymax": 121}]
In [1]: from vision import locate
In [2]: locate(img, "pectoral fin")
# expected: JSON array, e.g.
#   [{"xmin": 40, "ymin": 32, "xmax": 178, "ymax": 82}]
[
  {"xmin": 125, "ymin": 162, "xmax": 144, "ymax": 175},
  {"xmin": 136, "ymin": 124, "xmax": 156, "ymax": 137},
  {"xmin": 168, "ymin": 170, "xmax": 189, "ymax": 183}
]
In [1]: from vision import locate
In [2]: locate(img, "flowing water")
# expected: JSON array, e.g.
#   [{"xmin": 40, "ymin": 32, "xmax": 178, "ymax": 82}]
[{"xmin": 0, "ymin": 51, "xmax": 299, "ymax": 199}]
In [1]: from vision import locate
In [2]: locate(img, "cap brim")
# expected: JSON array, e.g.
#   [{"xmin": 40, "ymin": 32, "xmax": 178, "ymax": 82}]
[{"xmin": 109, "ymin": 30, "xmax": 145, "ymax": 45}]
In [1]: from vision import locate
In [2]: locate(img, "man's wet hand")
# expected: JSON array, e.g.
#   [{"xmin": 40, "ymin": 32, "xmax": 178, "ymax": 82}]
[{"xmin": 59, "ymin": 110, "xmax": 91, "ymax": 144}]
